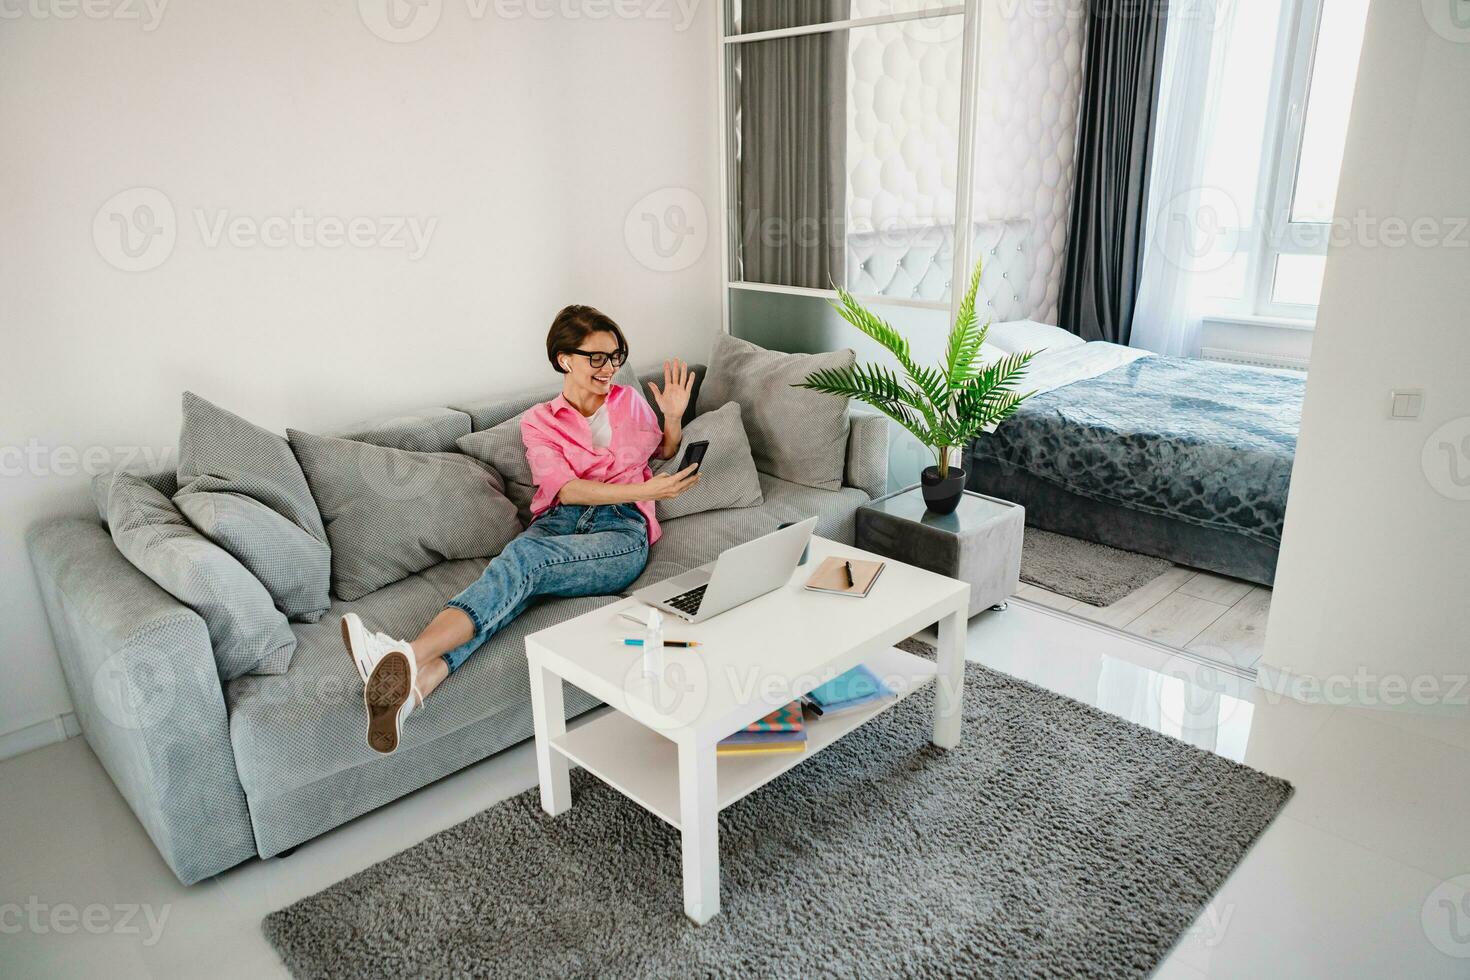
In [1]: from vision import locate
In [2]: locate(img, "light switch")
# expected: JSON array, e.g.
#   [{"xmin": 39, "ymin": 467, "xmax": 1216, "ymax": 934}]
[{"xmin": 1390, "ymin": 389, "xmax": 1424, "ymax": 420}]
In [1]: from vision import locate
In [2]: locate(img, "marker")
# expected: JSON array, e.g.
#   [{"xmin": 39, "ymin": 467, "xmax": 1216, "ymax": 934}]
[{"xmin": 623, "ymin": 638, "xmax": 700, "ymax": 648}]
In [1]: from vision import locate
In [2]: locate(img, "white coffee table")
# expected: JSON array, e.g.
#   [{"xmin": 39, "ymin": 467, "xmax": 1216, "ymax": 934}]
[{"xmin": 524, "ymin": 536, "xmax": 970, "ymax": 924}]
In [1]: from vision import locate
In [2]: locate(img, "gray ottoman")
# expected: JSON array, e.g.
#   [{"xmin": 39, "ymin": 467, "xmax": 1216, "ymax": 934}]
[{"xmin": 855, "ymin": 486, "xmax": 1024, "ymax": 618}]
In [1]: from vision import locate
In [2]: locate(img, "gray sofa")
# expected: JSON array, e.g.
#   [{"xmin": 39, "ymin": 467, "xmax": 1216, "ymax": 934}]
[{"xmin": 27, "ymin": 365, "xmax": 888, "ymax": 885}]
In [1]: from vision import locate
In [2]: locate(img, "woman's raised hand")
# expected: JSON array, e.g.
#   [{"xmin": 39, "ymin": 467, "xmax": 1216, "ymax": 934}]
[
  {"xmin": 641, "ymin": 464, "xmax": 700, "ymax": 501},
  {"xmin": 647, "ymin": 359, "xmax": 696, "ymax": 422}
]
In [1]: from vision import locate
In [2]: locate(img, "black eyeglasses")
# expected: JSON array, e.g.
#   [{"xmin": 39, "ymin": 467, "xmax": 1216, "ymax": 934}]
[{"xmin": 567, "ymin": 349, "xmax": 628, "ymax": 369}]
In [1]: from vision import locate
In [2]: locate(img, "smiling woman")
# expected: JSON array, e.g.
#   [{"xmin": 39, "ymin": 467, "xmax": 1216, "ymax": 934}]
[{"xmin": 341, "ymin": 304, "xmax": 701, "ymax": 755}]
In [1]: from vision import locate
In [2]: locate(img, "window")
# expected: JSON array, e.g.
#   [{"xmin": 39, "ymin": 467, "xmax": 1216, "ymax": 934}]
[{"xmin": 1196, "ymin": 0, "xmax": 1371, "ymax": 321}]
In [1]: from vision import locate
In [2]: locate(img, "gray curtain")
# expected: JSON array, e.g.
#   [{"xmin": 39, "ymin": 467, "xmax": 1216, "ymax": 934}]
[
  {"xmin": 736, "ymin": 1, "xmax": 849, "ymax": 289},
  {"xmin": 1059, "ymin": 0, "xmax": 1169, "ymax": 344}
]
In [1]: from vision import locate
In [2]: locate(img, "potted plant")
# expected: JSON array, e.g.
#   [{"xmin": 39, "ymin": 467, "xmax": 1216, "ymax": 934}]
[{"xmin": 797, "ymin": 260, "xmax": 1036, "ymax": 515}]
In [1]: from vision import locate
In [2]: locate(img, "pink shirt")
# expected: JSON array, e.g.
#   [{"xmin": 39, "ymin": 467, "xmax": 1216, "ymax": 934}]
[{"xmin": 521, "ymin": 384, "xmax": 665, "ymax": 543}]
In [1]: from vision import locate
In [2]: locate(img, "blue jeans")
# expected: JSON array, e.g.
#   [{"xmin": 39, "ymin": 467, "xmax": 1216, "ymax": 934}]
[{"xmin": 441, "ymin": 503, "xmax": 649, "ymax": 673}]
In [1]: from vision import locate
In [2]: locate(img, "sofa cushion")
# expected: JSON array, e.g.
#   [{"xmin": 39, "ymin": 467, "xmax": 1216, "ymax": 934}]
[
  {"xmin": 287, "ymin": 429, "xmax": 522, "ymax": 601},
  {"xmin": 627, "ymin": 472, "xmax": 869, "ymax": 593},
  {"xmin": 91, "ymin": 461, "xmax": 178, "ymax": 524},
  {"xmin": 327, "ymin": 407, "xmax": 472, "ymax": 453},
  {"xmin": 173, "ymin": 491, "xmax": 332, "ymax": 623},
  {"xmin": 107, "ymin": 472, "xmax": 296, "ymax": 679},
  {"xmin": 225, "ymin": 558, "xmax": 609, "ymax": 803},
  {"xmin": 176, "ymin": 392, "xmax": 327, "ymax": 543},
  {"xmin": 700, "ymin": 334, "xmax": 855, "ymax": 491},
  {"xmin": 649, "ymin": 401, "xmax": 763, "ymax": 521},
  {"xmin": 455, "ymin": 413, "xmax": 535, "ymax": 524}
]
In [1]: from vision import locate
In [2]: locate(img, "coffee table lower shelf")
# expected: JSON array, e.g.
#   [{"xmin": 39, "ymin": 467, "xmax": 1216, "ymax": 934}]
[{"xmin": 548, "ymin": 644, "xmax": 937, "ymax": 830}]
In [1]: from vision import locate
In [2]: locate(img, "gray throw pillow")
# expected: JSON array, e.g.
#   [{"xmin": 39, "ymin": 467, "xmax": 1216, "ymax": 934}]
[
  {"xmin": 174, "ymin": 490, "xmax": 332, "ymax": 623},
  {"xmin": 455, "ymin": 413, "xmax": 535, "ymax": 524},
  {"xmin": 288, "ymin": 429, "xmax": 523, "ymax": 601},
  {"xmin": 700, "ymin": 334, "xmax": 855, "ymax": 491},
  {"xmin": 177, "ymin": 392, "xmax": 328, "ymax": 544},
  {"xmin": 107, "ymin": 473, "xmax": 296, "ymax": 679},
  {"xmin": 651, "ymin": 402, "xmax": 763, "ymax": 521}
]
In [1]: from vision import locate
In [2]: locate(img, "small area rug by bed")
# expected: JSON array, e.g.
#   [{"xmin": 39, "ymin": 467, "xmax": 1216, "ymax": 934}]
[
  {"xmin": 1022, "ymin": 527, "xmax": 1174, "ymax": 605},
  {"xmin": 263, "ymin": 649, "xmax": 1290, "ymax": 979}
]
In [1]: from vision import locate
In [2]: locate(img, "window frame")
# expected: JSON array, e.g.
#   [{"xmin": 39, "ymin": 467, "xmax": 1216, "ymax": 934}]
[{"xmin": 1251, "ymin": 0, "xmax": 1338, "ymax": 321}]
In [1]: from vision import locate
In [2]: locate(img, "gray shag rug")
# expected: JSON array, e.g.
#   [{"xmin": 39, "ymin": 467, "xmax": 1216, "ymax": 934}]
[
  {"xmin": 1022, "ymin": 528, "xmax": 1174, "ymax": 606},
  {"xmin": 263, "ymin": 649, "xmax": 1291, "ymax": 979}
]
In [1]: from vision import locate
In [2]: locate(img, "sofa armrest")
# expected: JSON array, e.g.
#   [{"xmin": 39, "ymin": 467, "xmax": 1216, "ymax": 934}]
[
  {"xmin": 843, "ymin": 411, "xmax": 889, "ymax": 499},
  {"xmin": 27, "ymin": 518, "xmax": 258, "ymax": 884}
]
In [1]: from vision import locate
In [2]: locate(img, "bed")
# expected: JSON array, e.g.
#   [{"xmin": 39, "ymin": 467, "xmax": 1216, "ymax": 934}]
[{"xmin": 968, "ymin": 322, "xmax": 1305, "ymax": 587}]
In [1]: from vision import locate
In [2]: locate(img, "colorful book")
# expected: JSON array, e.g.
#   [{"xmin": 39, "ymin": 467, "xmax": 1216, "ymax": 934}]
[
  {"xmin": 716, "ymin": 741, "xmax": 806, "ymax": 757},
  {"xmin": 740, "ymin": 702, "xmax": 804, "ymax": 734},
  {"xmin": 806, "ymin": 664, "xmax": 896, "ymax": 717},
  {"xmin": 718, "ymin": 702, "xmax": 809, "ymax": 755},
  {"xmin": 719, "ymin": 728, "xmax": 806, "ymax": 747}
]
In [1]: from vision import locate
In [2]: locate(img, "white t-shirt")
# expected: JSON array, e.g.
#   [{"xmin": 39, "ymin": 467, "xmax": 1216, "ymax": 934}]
[{"xmin": 587, "ymin": 404, "xmax": 612, "ymax": 449}]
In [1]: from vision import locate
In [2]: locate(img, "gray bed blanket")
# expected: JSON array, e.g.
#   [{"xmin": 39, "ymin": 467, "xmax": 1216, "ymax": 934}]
[{"xmin": 973, "ymin": 355, "xmax": 1304, "ymax": 545}]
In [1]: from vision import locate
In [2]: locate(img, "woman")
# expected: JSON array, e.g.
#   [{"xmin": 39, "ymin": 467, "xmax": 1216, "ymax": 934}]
[{"xmin": 342, "ymin": 305, "xmax": 700, "ymax": 753}]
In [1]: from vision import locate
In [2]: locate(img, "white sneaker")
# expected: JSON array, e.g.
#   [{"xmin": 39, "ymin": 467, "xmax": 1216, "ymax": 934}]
[
  {"xmin": 364, "ymin": 647, "xmax": 421, "ymax": 755},
  {"xmin": 341, "ymin": 612, "xmax": 409, "ymax": 684}
]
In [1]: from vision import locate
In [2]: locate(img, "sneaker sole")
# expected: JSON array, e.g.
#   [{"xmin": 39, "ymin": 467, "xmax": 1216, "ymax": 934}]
[{"xmin": 365, "ymin": 651, "xmax": 412, "ymax": 755}]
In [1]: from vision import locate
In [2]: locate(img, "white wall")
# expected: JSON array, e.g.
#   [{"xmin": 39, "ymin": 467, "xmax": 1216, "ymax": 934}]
[
  {"xmin": 0, "ymin": 0, "xmax": 720, "ymax": 752},
  {"xmin": 1262, "ymin": 0, "xmax": 1470, "ymax": 706}
]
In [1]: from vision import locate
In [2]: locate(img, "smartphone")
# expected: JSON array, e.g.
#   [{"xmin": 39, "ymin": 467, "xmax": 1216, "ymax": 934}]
[{"xmin": 679, "ymin": 440, "xmax": 710, "ymax": 472}]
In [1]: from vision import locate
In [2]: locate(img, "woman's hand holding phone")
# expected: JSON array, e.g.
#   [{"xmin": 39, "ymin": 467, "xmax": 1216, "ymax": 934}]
[{"xmin": 642, "ymin": 464, "xmax": 700, "ymax": 501}]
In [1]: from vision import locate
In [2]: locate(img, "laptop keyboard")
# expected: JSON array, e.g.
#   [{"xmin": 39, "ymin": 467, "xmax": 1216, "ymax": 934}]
[{"xmin": 666, "ymin": 584, "xmax": 707, "ymax": 616}]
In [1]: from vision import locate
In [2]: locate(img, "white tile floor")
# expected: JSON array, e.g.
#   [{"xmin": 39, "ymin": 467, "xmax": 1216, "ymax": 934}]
[{"xmin": 2, "ymin": 601, "xmax": 1468, "ymax": 978}]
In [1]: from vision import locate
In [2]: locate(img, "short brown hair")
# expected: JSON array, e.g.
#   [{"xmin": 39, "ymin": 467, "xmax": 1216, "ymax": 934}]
[{"xmin": 546, "ymin": 305, "xmax": 628, "ymax": 374}]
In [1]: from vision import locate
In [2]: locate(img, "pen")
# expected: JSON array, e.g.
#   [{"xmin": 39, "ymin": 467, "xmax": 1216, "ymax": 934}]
[
  {"xmin": 622, "ymin": 638, "xmax": 700, "ymax": 648},
  {"xmin": 843, "ymin": 560, "xmax": 855, "ymax": 588}
]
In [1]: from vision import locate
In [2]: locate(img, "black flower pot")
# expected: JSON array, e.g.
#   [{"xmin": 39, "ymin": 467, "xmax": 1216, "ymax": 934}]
[{"xmin": 920, "ymin": 465, "xmax": 966, "ymax": 515}]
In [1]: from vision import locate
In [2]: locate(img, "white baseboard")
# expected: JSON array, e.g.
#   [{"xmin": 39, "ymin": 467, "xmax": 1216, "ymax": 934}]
[{"xmin": 0, "ymin": 713, "xmax": 80, "ymax": 763}]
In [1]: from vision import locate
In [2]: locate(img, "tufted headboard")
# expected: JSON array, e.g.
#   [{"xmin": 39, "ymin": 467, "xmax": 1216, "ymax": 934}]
[{"xmin": 844, "ymin": 219, "xmax": 1035, "ymax": 322}]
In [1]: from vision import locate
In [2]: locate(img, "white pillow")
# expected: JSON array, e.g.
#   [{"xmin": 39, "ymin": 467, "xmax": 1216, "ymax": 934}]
[
  {"xmin": 986, "ymin": 320, "xmax": 1086, "ymax": 355},
  {"xmin": 978, "ymin": 342, "xmax": 1009, "ymax": 366}
]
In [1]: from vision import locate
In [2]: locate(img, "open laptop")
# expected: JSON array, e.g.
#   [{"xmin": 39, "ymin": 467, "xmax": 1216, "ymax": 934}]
[{"xmin": 632, "ymin": 517, "xmax": 817, "ymax": 624}]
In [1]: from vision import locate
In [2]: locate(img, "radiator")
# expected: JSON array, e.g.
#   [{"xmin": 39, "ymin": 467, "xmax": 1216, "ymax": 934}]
[{"xmin": 1199, "ymin": 347, "xmax": 1310, "ymax": 373}]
